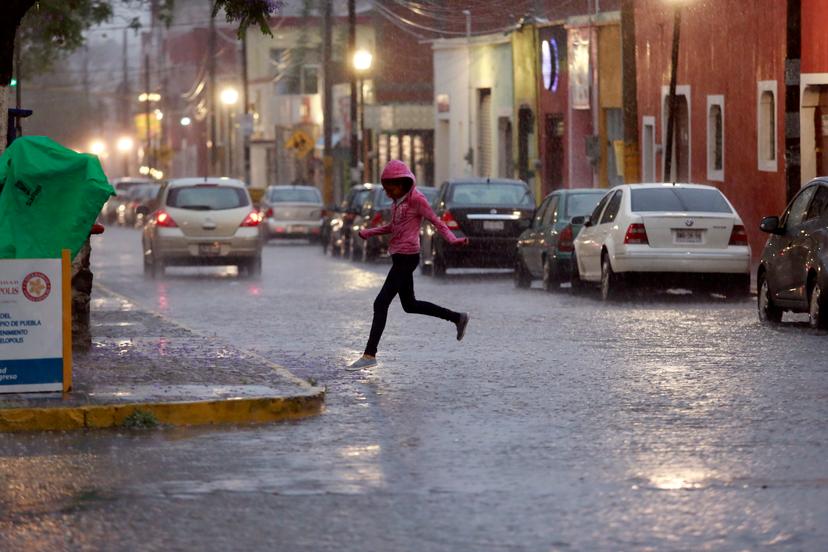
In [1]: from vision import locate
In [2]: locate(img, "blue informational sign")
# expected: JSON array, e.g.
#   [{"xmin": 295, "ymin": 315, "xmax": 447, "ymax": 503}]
[{"xmin": 0, "ymin": 253, "xmax": 71, "ymax": 393}]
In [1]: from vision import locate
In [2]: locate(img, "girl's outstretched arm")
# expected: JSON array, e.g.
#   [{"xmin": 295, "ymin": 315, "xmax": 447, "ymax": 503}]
[
  {"xmin": 358, "ymin": 223, "xmax": 391, "ymax": 240},
  {"xmin": 416, "ymin": 194, "xmax": 467, "ymax": 245}
]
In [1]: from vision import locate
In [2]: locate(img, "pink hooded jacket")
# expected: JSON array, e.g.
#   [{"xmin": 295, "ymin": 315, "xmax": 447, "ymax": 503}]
[{"xmin": 358, "ymin": 160, "xmax": 464, "ymax": 255}]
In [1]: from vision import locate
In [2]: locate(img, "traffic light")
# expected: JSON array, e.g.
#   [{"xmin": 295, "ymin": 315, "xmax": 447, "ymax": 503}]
[{"xmin": 10, "ymin": 78, "xmax": 17, "ymax": 87}]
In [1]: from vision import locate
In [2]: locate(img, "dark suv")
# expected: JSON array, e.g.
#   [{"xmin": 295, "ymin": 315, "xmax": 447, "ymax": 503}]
[
  {"xmin": 757, "ymin": 178, "xmax": 828, "ymax": 328},
  {"xmin": 325, "ymin": 184, "xmax": 377, "ymax": 257},
  {"xmin": 420, "ymin": 178, "xmax": 534, "ymax": 276}
]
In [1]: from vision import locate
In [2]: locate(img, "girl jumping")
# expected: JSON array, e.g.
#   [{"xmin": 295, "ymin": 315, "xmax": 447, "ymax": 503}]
[{"xmin": 347, "ymin": 160, "xmax": 470, "ymax": 370}]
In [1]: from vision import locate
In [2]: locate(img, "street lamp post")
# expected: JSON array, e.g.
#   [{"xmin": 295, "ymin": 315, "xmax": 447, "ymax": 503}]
[
  {"xmin": 220, "ymin": 87, "xmax": 239, "ymax": 177},
  {"xmin": 116, "ymin": 136, "xmax": 134, "ymax": 177},
  {"xmin": 353, "ymin": 50, "xmax": 373, "ymax": 182}
]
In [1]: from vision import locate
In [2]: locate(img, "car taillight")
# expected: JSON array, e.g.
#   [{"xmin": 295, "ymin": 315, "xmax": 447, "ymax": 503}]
[
  {"xmin": 624, "ymin": 223, "xmax": 649, "ymax": 245},
  {"xmin": 729, "ymin": 224, "xmax": 748, "ymax": 246},
  {"xmin": 241, "ymin": 210, "xmax": 263, "ymax": 227},
  {"xmin": 265, "ymin": 208, "xmax": 274, "ymax": 218},
  {"xmin": 155, "ymin": 210, "xmax": 178, "ymax": 228},
  {"xmin": 369, "ymin": 212, "xmax": 384, "ymax": 227},
  {"xmin": 558, "ymin": 224, "xmax": 574, "ymax": 252},
  {"xmin": 441, "ymin": 210, "xmax": 460, "ymax": 229}
]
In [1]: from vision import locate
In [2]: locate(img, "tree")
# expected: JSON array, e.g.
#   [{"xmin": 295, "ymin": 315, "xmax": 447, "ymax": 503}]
[{"xmin": 0, "ymin": 0, "xmax": 280, "ymax": 154}]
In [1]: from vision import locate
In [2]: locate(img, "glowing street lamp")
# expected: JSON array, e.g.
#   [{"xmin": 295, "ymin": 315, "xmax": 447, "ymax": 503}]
[
  {"xmin": 89, "ymin": 139, "xmax": 106, "ymax": 157},
  {"xmin": 220, "ymin": 87, "xmax": 239, "ymax": 176},
  {"xmin": 353, "ymin": 50, "xmax": 373, "ymax": 72},
  {"xmin": 180, "ymin": 116, "xmax": 192, "ymax": 127},
  {"xmin": 116, "ymin": 136, "xmax": 134, "ymax": 153}
]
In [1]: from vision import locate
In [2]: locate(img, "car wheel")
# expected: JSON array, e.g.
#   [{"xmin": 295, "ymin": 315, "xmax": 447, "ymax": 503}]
[
  {"xmin": 570, "ymin": 253, "xmax": 586, "ymax": 294},
  {"xmin": 809, "ymin": 281, "xmax": 828, "ymax": 329},
  {"xmin": 143, "ymin": 253, "xmax": 152, "ymax": 277},
  {"xmin": 242, "ymin": 256, "xmax": 262, "ymax": 278},
  {"xmin": 542, "ymin": 257, "xmax": 559, "ymax": 292},
  {"xmin": 600, "ymin": 253, "xmax": 624, "ymax": 302},
  {"xmin": 433, "ymin": 248, "xmax": 447, "ymax": 278},
  {"xmin": 514, "ymin": 258, "xmax": 531, "ymax": 289},
  {"xmin": 757, "ymin": 273, "xmax": 783, "ymax": 324},
  {"xmin": 420, "ymin": 261, "xmax": 433, "ymax": 276},
  {"xmin": 149, "ymin": 254, "xmax": 164, "ymax": 279}
]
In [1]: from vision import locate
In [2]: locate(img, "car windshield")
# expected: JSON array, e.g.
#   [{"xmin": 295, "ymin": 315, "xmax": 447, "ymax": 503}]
[
  {"xmin": 630, "ymin": 188, "xmax": 733, "ymax": 213},
  {"xmin": 351, "ymin": 189, "xmax": 372, "ymax": 208},
  {"xmin": 564, "ymin": 192, "xmax": 604, "ymax": 218},
  {"xmin": 166, "ymin": 186, "xmax": 249, "ymax": 210},
  {"xmin": 115, "ymin": 180, "xmax": 151, "ymax": 192},
  {"xmin": 268, "ymin": 187, "xmax": 321, "ymax": 203},
  {"xmin": 449, "ymin": 183, "xmax": 533, "ymax": 206},
  {"xmin": 375, "ymin": 190, "xmax": 393, "ymax": 207}
]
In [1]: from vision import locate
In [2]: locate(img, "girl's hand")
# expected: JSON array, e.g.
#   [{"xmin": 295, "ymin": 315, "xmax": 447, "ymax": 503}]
[{"xmin": 358, "ymin": 230, "xmax": 367, "ymax": 240}]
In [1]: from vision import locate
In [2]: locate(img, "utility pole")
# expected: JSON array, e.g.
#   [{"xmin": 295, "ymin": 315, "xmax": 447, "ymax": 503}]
[
  {"xmin": 348, "ymin": 0, "xmax": 358, "ymax": 186},
  {"xmin": 785, "ymin": 0, "xmax": 801, "ymax": 201},
  {"xmin": 208, "ymin": 1, "xmax": 217, "ymax": 176},
  {"xmin": 242, "ymin": 30, "xmax": 251, "ymax": 186},
  {"xmin": 463, "ymin": 10, "xmax": 473, "ymax": 174},
  {"xmin": 620, "ymin": 0, "xmax": 640, "ymax": 183},
  {"xmin": 144, "ymin": 53, "xmax": 152, "ymax": 170},
  {"xmin": 13, "ymin": 38, "xmax": 21, "ymax": 137},
  {"xmin": 663, "ymin": 7, "xmax": 681, "ymax": 182},
  {"xmin": 322, "ymin": 0, "xmax": 334, "ymax": 205}
]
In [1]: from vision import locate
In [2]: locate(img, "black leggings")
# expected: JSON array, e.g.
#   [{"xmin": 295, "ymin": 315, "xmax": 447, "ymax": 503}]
[{"xmin": 364, "ymin": 253, "xmax": 460, "ymax": 356}]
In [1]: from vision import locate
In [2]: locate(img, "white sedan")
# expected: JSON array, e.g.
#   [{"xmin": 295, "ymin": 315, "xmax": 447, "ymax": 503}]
[{"xmin": 571, "ymin": 183, "xmax": 751, "ymax": 300}]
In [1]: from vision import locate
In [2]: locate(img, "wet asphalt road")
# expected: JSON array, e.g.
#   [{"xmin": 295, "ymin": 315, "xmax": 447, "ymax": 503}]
[{"xmin": 1, "ymin": 226, "xmax": 827, "ymax": 551}]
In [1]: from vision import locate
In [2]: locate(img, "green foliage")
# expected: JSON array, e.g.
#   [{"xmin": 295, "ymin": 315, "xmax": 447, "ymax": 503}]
[
  {"xmin": 17, "ymin": 0, "xmax": 114, "ymax": 76},
  {"xmin": 122, "ymin": 409, "xmax": 160, "ymax": 429},
  {"xmin": 213, "ymin": 0, "xmax": 284, "ymax": 39}
]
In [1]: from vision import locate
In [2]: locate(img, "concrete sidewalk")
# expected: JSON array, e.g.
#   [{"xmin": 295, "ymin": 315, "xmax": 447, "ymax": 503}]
[{"xmin": 0, "ymin": 286, "xmax": 324, "ymax": 432}]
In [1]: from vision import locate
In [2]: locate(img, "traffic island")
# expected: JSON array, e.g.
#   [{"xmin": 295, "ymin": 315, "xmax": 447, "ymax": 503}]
[{"xmin": 0, "ymin": 286, "xmax": 324, "ymax": 432}]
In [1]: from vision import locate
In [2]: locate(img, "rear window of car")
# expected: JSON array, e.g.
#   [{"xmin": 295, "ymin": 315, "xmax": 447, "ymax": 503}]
[
  {"xmin": 166, "ymin": 186, "xmax": 249, "ymax": 210},
  {"xmin": 420, "ymin": 187, "xmax": 438, "ymax": 205},
  {"xmin": 630, "ymin": 188, "xmax": 733, "ymax": 213},
  {"xmin": 350, "ymin": 189, "xmax": 372, "ymax": 209},
  {"xmin": 449, "ymin": 182, "xmax": 533, "ymax": 206},
  {"xmin": 268, "ymin": 187, "xmax": 321, "ymax": 203},
  {"xmin": 564, "ymin": 193, "xmax": 604, "ymax": 218}
]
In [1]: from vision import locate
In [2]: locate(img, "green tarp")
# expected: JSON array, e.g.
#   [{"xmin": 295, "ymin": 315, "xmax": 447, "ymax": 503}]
[{"xmin": 0, "ymin": 136, "xmax": 114, "ymax": 259}]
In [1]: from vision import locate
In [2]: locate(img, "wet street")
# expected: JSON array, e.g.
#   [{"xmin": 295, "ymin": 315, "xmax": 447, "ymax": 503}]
[{"xmin": 1, "ymin": 226, "xmax": 827, "ymax": 551}]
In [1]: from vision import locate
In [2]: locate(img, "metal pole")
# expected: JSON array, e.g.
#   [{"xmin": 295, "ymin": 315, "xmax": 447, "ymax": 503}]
[
  {"xmin": 144, "ymin": 53, "xmax": 152, "ymax": 170},
  {"xmin": 463, "ymin": 10, "xmax": 473, "ymax": 174},
  {"xmin": 322, "ymin": 0, "xmax": 334, "ymax": 205},
  {"xmin": 242, "ymin": 30, "xmax": 251, "ymax": 185},
  {"xmin": 359, "ymin": 78, "xmax": 365, "ymax": 178},
  {"xmin": 663, "ymin": 6, "xmax": 681, "ymax": 182},
  {"xmin": 208, "ymin": 2, "xmax": 217, "ymax": 176},
  {"xmin": 14, "ymin": 38, "xmax": 21, "ymax": 137},
  {"xmin": 348, "ymin": 0, "xmax": 358, "ymax": 185}
]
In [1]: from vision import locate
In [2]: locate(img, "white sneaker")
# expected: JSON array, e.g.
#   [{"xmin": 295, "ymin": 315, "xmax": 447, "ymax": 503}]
[{"xmin": 345, "ymin": 356, "xmax": 377, "ymax": 371}]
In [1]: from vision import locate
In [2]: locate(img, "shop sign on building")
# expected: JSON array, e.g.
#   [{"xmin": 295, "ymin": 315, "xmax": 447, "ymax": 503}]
[{"xmin": 0, "ymin": 252, "xmax": 71, "ymax": 393}]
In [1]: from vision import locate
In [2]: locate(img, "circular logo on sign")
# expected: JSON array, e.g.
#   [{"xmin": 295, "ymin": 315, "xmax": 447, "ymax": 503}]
[{"xmin": 22, "ymin": 272, "xmax": 51, "ymax": 302}]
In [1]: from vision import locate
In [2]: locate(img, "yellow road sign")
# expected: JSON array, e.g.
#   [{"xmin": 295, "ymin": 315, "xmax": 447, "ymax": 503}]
[{"xmin": 285, "ymin": 130, "xmax": 314, "ymax": 159}]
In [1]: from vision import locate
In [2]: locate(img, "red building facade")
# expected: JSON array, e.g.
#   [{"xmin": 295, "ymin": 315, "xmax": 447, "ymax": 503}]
[{"xmin": 634, "ymin": 0, "xmax": 788, "ymax": 256}]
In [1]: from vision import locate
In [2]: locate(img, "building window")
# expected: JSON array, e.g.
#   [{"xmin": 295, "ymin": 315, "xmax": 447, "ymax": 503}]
[
  {"xmin": 758, "ymin": 81, "xmax": 777, "ymax": 172},
  {"xmin": 706, "ymin": 95, "xmax": 724, "ymax": 182},
  {"xmin": 272, "ymin": 47, "xmax": 320, "ymax": 95}
]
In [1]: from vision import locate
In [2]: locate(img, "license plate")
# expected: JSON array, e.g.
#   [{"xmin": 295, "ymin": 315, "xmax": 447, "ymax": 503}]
[
  {"xmin": 483, "ymin": 221, "xmax": 504, "ymax": 231},
  {"xmin": 290, "ymin": 226, "xmax": 308, "ymax": 234},
  {"xmin": 199, "ymin": 243, "xmax": 221, "ymax": 256},
  {"xmin": 674, "ymin": 229, "xmax": 703, "ymax": 243}
]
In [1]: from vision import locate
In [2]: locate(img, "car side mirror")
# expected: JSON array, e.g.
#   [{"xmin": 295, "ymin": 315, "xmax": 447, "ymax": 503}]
[
  {"xmin": 759, "ymin": 215, "xmax": 783, "ymax": 235},
  {"xmin": 571, "ymin": 215, "xmax": 589, "ymax": 226},
  {"xmin": 136, "ymin": 205, "xmax": 150, "ymax": 217}
]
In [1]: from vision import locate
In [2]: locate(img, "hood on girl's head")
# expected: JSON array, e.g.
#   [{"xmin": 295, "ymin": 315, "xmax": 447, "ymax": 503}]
[{"xmin": 380, "ymin": 160, "xmax": 416, "ymax": 189}]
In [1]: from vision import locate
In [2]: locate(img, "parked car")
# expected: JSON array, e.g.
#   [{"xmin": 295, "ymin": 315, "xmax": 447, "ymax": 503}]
[
  {"xmin": 757, "ymin": 178, "xmax": 828, "ymax": 328},
  {"xmin": 514, "ymin": 188, "xmax": 605, "ymax": 290},
  {"xmin": 327, "ymin": 183, "xmax": 376, "ymax": 257},
  {"xmin": 421, "ymin": 178, "xmax": 535, "ymax": 276},
  {"xmin": 101, "ymin": 177, "xmax": 153, "ymax": 225},
  {"xmin": 348, "ymin": 187, "xmax": 437, "ymax": 262},
  {"xmin": 260, "ymin": 184, "xmax": 323, "ymax": 241},
  {"xmin": 139, "ymin": 177, "xmax": 263, "ymax": 278},
  {"xmin": 122, "ymin": 183, "xmax": 161, "ymax": 227},
  {"xmin": 571, "ymin": 183, "xmax": 751, "ymax": 300}
]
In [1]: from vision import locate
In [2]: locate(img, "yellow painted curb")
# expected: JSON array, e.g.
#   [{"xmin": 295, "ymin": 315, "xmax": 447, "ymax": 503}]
[{"xmin": 0, "ymin": 390, "xmax": 325, "ymax": 432}]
